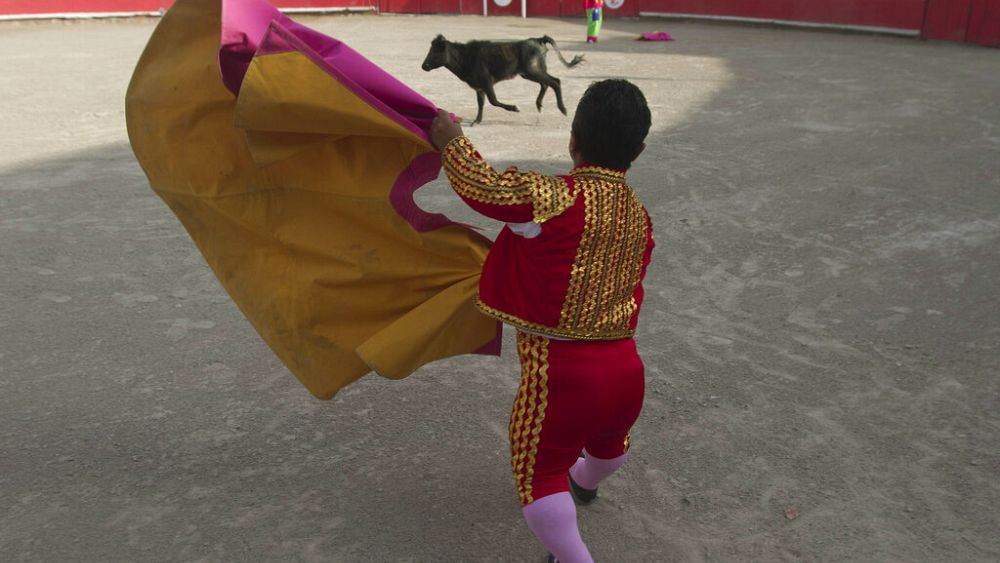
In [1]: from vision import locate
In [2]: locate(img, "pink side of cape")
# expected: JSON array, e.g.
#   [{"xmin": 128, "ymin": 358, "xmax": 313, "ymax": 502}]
[
  {"xmin": 218, "ymin": 0, "xmax": 457, "ymax": 232},
  {"xmin": 219, "ymin": 0, "xmax": 438, "ymax": 136}
]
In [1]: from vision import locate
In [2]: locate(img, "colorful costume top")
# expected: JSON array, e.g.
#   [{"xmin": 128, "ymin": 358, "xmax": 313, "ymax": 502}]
[
  {"xmin": 584, "ymin": 0, "xmax": 603, "ymax": 43},
  {"xmin": 442, "ymin": 136, "xmax": 654, "ymax": 341}
]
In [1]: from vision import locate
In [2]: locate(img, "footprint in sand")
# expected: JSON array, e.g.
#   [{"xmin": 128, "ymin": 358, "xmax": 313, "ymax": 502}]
[
  {"xmin": 874, "ymin": 306, "xmax": 912, "ymax": 331},
  {"xmin": 39, "ymin": 292, "xmax": 71, "ymax": 303},
  {"xmin": 162, "ymin": 318, "xmax": 216, "ymax": 340},
  {"xmin": 112, "ymin": 292, "xmax": 160, "ymax": 307},
  {"xmin": 819, "ymin": 257, "xmax": 849, "ymax": 277},
  {"xmin": 23, "ymin": 266, "xmax": 56, "ymax": 276}
]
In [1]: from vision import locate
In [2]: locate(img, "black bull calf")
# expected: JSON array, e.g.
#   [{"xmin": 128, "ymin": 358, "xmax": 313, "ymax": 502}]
[{"xmin": 421, "ymin": 34, "xmax": 584, "ymax": 125}]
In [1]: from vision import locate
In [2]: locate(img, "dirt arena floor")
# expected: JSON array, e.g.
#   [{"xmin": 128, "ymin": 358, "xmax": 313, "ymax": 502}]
[{"xmin": 1, "ymin": 11, "xmax": 998, "ymax": 563}]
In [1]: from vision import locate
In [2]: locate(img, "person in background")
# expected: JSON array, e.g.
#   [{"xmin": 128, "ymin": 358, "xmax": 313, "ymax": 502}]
[{"xmin": 585, "ymin": 0, "xmax": 603, "ymax": 43}]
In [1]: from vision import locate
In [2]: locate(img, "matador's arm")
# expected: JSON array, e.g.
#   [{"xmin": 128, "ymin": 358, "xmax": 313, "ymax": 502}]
[{"xmin": 441, "ymin": 136, "xmax": 576, "ymax": 225}]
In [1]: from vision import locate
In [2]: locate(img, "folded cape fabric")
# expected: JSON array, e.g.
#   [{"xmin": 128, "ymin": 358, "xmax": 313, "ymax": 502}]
[
  {"xmin": 125, "ymin": 0, "xmax": 501, "ymax": 400},
  {"xmin": 638, "ymin": 31, "xmax": 673, "ymax": 41}
]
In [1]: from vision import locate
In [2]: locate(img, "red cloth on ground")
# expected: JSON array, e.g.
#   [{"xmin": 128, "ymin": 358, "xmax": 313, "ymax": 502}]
[{"xmin": 639, "ymin": 31, "xmax": 674, "ymax": 41}]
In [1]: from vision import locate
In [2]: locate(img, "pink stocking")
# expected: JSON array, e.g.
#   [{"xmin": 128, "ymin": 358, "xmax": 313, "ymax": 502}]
[
  {"xmin": 521, "ymin": 492, "xmax": 594, "ymax": 563},
  {"xmin": 569, "ymin": 451, "xmax": 628, "ymax": 490}
]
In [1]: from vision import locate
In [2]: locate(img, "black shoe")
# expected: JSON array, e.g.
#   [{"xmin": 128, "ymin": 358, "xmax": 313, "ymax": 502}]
[
  {"xmin": 547, "ymin": 554, "xmax": 557, "ymax": 563},
  {"xmin": 568, "ymin": 471, "xmax": 598, "ymax": 505},
  {"xmin": 568, "ymin": 453, "xmax": 598, "ymax": 505}
]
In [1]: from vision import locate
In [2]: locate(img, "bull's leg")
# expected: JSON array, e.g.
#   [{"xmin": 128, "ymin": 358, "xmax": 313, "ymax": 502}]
[
  {"xmin": 524, "ymin": 71, "xmax": 565, "ymax": 116},
  {"xmin": 472, "ymin": 90, "xmax": 486, "ymax": 125},
  {"xmin": 545, "ymin": 74, "xmax": 566, "ymax": 115},
  {"xmin": 549, "ymin": 76, "xmax": 568, "ymax": 116},
  {"xmin": 535, "ymin": 84, "xmax": 549, "ymax": 112},
  {"xmin": 483, "ymin": 83, "xmax": 519, "ymax": 113}
]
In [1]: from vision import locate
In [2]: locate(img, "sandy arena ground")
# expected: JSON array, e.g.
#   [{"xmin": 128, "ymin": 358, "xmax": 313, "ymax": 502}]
[{"xmin": 1, "ymin": 11, "xmax": 998, "ymax": 563}]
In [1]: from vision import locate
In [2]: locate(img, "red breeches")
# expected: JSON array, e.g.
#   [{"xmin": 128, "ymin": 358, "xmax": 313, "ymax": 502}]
[{"xmin": 510, "ymin": 332, "xmax": 645, "ymax": 505}]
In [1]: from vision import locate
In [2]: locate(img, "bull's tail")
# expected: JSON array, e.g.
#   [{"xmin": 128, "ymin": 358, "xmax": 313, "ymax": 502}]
[{"xmin": 539, "ymin": 35, "xmax": 585, "ymax": 68}]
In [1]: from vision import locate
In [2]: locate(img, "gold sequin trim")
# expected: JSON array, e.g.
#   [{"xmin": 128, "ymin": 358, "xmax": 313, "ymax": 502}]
[
  {"xmin": 570, "ymin": 165, "xmax": 627, "ymax": 183},
  {"xmin": 531, "ymin": 176, "xmax": 575, "ymax": 224},
  {"xmin": 476, "ymin": 297, "xmax": 635, "ymax": 341},
  {"xmin": 557, "ymin": 173, "xmax": 648, "ymax": 336},
  {"xmin": 442, "ymin": 136, "xmax": 575, "ymax": 222},
  {"xmin": 510, "ymin": 333, "xmax": 550, "ymax": 505}
]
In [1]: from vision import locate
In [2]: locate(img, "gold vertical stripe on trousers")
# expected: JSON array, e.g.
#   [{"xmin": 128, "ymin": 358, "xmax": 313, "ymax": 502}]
[
  {"xmin": 516, "ymin": 334, "xmax": 541, "ymax": 504},
  {"xmin": 509, "ymin": 337, "xmax": 531, "ymax": 452},
  {"xmin": 510, "ymin": 335, "xmax": 533, "ymax": 486},
  {"xmin": 522, "ymin": 337, "xmax": 550, "ymax": 503},
  {"xmin": 510, "ymin": 333, "xmax": 535, "ymax": 502},
  {"xmin": 511, "ymin": 333, "xmax": 551, "ymax": 505}
]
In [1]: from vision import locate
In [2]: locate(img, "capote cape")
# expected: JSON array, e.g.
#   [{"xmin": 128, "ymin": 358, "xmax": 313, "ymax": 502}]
[{"xmin": 125, "ymin": 0, "xmax": 501, "ymax": 400}]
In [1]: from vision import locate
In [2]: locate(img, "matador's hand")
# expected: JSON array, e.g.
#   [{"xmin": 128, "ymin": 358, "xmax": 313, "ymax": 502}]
[{"xmin": 430, "ymin": 109, "xmax": 465, "ymax": 151}]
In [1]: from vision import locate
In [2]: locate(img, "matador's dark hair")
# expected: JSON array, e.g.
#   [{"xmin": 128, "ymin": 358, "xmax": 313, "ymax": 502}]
[{"xmin": 571, "ymin": 79, "xmax": 651, "ymax": 170}]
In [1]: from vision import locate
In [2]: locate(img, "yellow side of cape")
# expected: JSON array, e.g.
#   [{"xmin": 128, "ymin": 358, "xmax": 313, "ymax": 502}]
[{"xmin": 125, "ymin": 0, "xmax": 497, "ymax": 399}]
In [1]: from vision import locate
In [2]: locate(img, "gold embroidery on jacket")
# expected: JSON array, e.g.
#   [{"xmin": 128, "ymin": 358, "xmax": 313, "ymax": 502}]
[
  {"xmin": 571, "ymin": 166, "xmax": 627, "ymax": 183},
  {"xmin": 558, "ymin": 171, "xmax": 648, "ymax": 335},
  {"xmin": 531, "ymin": 177, "xmax": 575, "ymax": 223},
  {"xmin": 443, "ymin": 137, "xmax": 575, "ymax": 222},
  {"xmin": 476, "ymin": 297, "xmax": 636, "ymax": 340},
  {"xmin": 511, "ymin": 333, "xmax": 550, "ymax": 505}
]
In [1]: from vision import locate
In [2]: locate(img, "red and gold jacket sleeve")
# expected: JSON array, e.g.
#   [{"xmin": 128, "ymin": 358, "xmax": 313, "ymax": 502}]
[
  {"xmin": 442, "ymin": 136, "xmax": 654, "ymax": 341},
  {"xmin": 441, "ymin": 136, "xmax": 575, "ymax": 224}
]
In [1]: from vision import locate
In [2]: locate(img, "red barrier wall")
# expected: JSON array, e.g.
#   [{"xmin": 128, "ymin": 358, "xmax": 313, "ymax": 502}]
[
  {"xmin": 923, "ymin": 0, "xmax": 972, "ymax": 39},
  {"xmin": 635, "ymin": 0, "xmax": 927, "ymax": 31},
  {"xmin": 966, "ymin": 0, "xmax": 1000, "ymax": 44},
  {"xmin": 2, "ymin": 0, "xmax": 996, "ymax": 46},
  {"xmin": 924, "ymin": 0, "xmax": 1000, "ymax": 44},
  {"xmin": 636, "ymin": 0, "xmax": 998, "ymax": 45},
  {"xmin": 0, "ymin": 0, "xmax": 373, "ymax": 16},
  {"xmin": 381, "ymin": 0, "xmax": 637, "ymax": 17},
  {"xmin": 382, "ymin": 0, "xmax": 481, "ymax": 14},
  {"xmin": 475, "ymin": 0, "xmax": 639, "ymax": 17}
]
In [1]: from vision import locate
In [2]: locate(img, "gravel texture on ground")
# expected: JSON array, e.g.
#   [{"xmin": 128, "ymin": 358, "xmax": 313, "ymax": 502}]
[{"xmin": 1, "ymin": 13, "xmax": 998, "ymax": 563}]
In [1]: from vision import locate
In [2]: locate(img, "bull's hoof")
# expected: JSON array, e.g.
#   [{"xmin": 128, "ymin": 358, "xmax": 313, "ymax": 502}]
[
  {"xmin": 559, "ymin": 106, "xmax": 567, "ymax": 116},
  {"xmin": 508, "ymin": 105, "xmax": 520, "ymax": 113}
]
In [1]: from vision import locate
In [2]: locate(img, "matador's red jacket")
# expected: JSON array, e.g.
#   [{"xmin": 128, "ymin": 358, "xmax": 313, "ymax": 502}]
[{"xmin": 442, "ymin": 136, "xmax": 654, "ymax": 340}]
